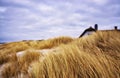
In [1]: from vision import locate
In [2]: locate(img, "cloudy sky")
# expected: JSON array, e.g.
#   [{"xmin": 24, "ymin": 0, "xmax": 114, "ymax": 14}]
[{"xmin": 0, "ymin": 0, "xmax": 120, "ymax": 42}]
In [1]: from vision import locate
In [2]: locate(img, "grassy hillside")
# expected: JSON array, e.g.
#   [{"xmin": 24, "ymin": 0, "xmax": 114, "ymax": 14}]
[
  {"xmin": 0, "ymin": 36, "xmax": 73, "ymax": 64},
  {"xmin": 0, "ymin": 31, "xmax": 120, "ymax": 78}
]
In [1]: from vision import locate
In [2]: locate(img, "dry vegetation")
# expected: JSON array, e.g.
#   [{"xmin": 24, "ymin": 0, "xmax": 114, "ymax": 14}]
[
  {"xmin": 0, "ymin": 31, "xmax": 120, "ymax": 78},
  {"xmin": 0, "ymin": 36, "xmax": 73, "ymax": 65}
]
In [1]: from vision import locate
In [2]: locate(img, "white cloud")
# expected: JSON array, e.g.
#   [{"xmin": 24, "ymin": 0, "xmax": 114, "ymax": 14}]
[
  {"xmin": 37, "ymin": 4, "xmax": 55, "ymax": 13},
  {"xmin": 88, "ymin": 0, "xmax": 108, "ymax": 5},
  {"xmin": 1, "ymin": 0, "xmax": 120, "ymax": 42},
  {"xmin": 0, "ymin": 7, "xmax": 7, "ymax": 12},
  {"xmin": 3, "ymin": 0, "xmax": 32, "ymax": 5}
]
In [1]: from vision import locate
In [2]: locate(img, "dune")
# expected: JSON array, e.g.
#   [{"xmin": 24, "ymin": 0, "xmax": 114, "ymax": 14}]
[{"xmin": 0, "ymin": 31, "xmax": 120, "ymax": 78}]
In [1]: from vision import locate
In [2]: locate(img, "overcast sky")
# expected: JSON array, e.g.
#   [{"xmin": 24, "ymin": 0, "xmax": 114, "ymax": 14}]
[{"xmin": 0, "ymin": 0, "xmax": 120, "ymax": 42}]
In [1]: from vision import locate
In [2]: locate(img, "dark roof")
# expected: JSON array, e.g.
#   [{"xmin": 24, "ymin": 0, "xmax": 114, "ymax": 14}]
[
  {"xmin": 79, "ymin": 27, "xmax": 96, "ymax": 37},
  {"xmin": 85, "ymin": 27, "xmax": 96, "ymax": 31},
  {"xmin": 79, "ymin": 27, "xmax": 120, "ymax": 38}
]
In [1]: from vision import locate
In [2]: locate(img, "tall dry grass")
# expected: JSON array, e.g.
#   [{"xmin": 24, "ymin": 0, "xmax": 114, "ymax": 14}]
[
  {"xmin": 0, "ymin": 31, "xmax": 120, "ymax": 78},
  {"xmin": 1, "ymin": 50, "xmax": 42, "ymax": 78},
  {"xmin": 0, "ymin": 36, "xmax": 73, "ymax": 65},
  {"xmin": 31, "ymin": 31, "xmax": 120, "ymax": 78},
  {"xmin": 0, "ymin": 36, "xmax": 73, "ymax": 78}
]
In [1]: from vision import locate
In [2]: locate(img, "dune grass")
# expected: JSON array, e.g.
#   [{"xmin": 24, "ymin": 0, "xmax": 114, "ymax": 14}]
[
  {"xmin": 1, "ymin": 50, "xmax": 42, "ymax": 78},
  {"xmin": 31, "ymin": 31, "xmax": 120, "ymax": 78},
  {"xmin": 0, "ymin": 31, "xmax": 120, "ymax": 78},
  {"xmin": 31, "ymin": 46, "xmax": 119, "ymax": 78},
  {"xmin": 0, "ymin": 36, "xmax": 73, "ymax": 65}
]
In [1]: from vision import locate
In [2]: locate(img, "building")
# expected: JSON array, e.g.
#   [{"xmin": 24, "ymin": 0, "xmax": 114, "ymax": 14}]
[{"xmin": 79, "ymin": 24, "xmax": 120, "ymax": 38}]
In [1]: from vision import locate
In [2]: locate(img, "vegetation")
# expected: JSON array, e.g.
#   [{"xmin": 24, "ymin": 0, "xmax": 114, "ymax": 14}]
[
  {"xmin": 0, "ymin": 36, "xmax": 73, "ymax": 64},
  {"xmin": 0, "ymin": 31, "xmax": 120, "ymax": 78}
]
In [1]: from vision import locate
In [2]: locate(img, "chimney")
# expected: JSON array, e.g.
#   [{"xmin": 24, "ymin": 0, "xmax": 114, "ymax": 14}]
[
  {"xmin": 94, "ymin": 24, "xmax": 98, "ymax": 30},
  {"xmin": 114, "ymin": 26, "xmax": 118, "ymax": 30}
]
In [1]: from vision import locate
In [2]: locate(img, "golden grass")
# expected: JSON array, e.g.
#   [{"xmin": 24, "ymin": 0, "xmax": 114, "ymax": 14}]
[
  {"xmin": 0, "ymin": 31, "xmax": 120, "ymax": 78},
  {"xmin": 31, "ymin": 46, "xmax": 119, "ymax": 78},
  {"xmin": 0, "ymin": 36, "xmax": 73, "ymax": 65},
  {"xmin": 1, "ymin": 51, "xmax": 42, "ymax": 78},
  {"xmin": 33, "ymin": 36, "xmax": 74, "ymax": 49},
  {"xmin": 1, "ymin": 62, "xmax": 19, "ymax": 78},
  {"xmin": 31, "ymin": 31, "xmax": 120, "ymax": 78}
]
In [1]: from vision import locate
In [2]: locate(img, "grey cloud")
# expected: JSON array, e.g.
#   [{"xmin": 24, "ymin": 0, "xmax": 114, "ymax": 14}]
[{"xmin": 0, "ymin": 0, "xmax": 120, "ymax": 42}]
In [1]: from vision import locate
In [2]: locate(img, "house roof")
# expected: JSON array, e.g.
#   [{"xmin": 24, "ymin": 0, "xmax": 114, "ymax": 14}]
[
  {"xmin": 79, "ymin": 26, "xmax": 120, "ymax": 38},
  {"xmin": 79, "ymin": 27, "xmax": 96, "ymax": 37}
]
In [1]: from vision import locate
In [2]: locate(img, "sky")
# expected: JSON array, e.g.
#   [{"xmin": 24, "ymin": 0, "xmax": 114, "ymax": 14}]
[{"xmin": 0, "ymin": 0, "xmax": 120, "ymax": 42}]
